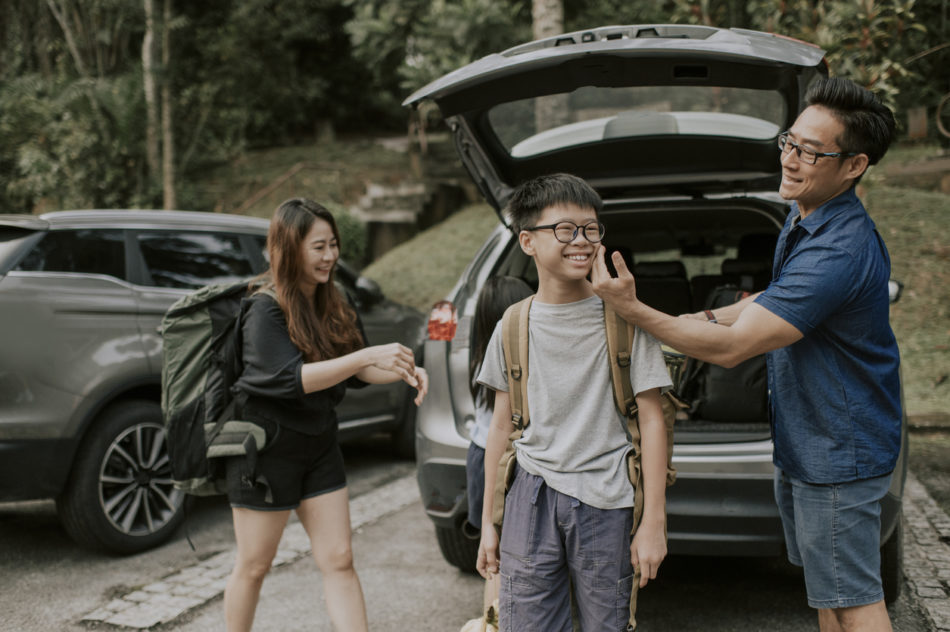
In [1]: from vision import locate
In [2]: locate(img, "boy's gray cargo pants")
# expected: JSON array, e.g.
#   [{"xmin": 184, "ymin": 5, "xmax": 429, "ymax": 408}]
[{"xmin": 499, "ymin": 464, "xmax": 634, "ymax": 632}]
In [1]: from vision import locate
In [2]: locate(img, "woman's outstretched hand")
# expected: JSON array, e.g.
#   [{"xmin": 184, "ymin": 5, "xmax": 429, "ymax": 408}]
[
  {"xmin": 366, "ymin": 343, "xmax": 417, "ymax": 383},
  {"xmin": 409, "ymin": 366, "xmax": 428, "ymax": 405}
]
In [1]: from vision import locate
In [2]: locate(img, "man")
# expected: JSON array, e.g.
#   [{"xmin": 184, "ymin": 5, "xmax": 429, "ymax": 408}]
[{"xmin": 591, "ymin": 77, "xmax": 900, "ymax": 632}]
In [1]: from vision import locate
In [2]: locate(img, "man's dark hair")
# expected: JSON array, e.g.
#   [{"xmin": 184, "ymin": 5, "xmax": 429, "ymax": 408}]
[
  {"xmin": 505, "ymin": 173, "xmax": 603, "ymax": 233},
  {"xmin": 805, "ymin": 77, "xmax": 896, "ymax": 181}
]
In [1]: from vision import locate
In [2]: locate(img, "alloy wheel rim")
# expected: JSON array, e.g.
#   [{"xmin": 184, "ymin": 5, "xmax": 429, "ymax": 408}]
[{"xmin": 98, "ymin": 422, "xmax": 184, "ymax": 537}]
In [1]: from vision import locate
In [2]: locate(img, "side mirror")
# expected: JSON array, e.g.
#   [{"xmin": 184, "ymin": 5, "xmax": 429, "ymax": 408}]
[
  {"xmin": 355, "ymin": 276, "xmax": 384, "ymax": 308},
  {"xmin": 888, "ymin": 279, "xmax": 903, "ymax": 304}
]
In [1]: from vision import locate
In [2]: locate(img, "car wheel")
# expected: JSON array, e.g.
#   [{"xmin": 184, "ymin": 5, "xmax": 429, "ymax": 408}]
[
  {"xmin": 881, "ymin": 515, "xmax": 903, "ymax": 604},
  {"xmin": 435, "ymin": 524, "xmax": 479, "ymax": 573},
  {"xmin": 56, "ymin": 400, "xmax": 185, "ymax": 554}
]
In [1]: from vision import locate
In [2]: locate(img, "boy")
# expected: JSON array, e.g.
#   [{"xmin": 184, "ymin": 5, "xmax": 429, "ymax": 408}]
[{"xmin": 476, "ymin": 173, "xmax": 672, "ymax": 631}]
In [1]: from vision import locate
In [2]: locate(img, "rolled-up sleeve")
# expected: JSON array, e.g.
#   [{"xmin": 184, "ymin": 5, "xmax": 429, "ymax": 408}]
[{"xmin": 235, "ymin": 295, "xmax": 306, "ymax": 400}]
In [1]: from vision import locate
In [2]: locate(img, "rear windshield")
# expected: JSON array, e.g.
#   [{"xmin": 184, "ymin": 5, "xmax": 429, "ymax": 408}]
[{"xmin": 487, "ymin": 85, "xmax": 786, "ymax": 157}]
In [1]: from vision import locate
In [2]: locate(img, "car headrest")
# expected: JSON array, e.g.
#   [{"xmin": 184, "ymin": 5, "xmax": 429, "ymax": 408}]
[{"xmin": 635, "ymin": 260, "xmax": 688, "ymax": 279}]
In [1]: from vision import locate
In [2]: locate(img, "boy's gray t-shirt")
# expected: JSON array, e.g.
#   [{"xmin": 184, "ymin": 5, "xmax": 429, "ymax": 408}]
[{"xmin": 476, "ymin": 295, "xmax": 672, "ymax": 510}]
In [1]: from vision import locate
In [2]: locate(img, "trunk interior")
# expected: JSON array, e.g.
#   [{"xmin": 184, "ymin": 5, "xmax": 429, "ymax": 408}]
[{"xmin": 487, "ymin": 197, "xmax": 787, "ymax": 443}]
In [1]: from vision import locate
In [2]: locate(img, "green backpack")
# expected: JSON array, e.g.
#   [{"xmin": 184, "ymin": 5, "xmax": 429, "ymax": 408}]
[
  {"xmin": 160, "ymin": 280, "xmax": 273, "ymax": 498},
  {"xmin": 491, "ymin": 295, "xmax": 682, "ymax": 631}
]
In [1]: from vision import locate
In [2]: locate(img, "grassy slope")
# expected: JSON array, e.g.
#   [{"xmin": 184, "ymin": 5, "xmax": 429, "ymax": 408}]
[
  {"xmin": 362, "ymin": 203, "xmax": 499, "ymax": 312},
  {"xmin": 863, "ymin": 184, "xmax": 950, "ymax": 416}
]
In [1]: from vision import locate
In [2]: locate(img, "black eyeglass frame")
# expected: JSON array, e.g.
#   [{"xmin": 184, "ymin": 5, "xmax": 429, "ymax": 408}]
[
  {"xmin": 777, "ymin": 132, "xmax": 857, "ymax": 165},
  {"xmin": 522, "ymin": 220, "xmax": 606, "ymax": 244}
]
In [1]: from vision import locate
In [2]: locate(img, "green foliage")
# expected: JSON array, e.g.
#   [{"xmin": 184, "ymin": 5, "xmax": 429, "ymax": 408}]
[
  {"xmin": 1, "ymin": 72, "xmax": 152, "ymax": 211},
  {"xmin": 347, "ymin": 0, "xmax": 529, "ymax": 95},
  {"xmin": 565, "ymin": 0, "xmax": 682, "ymax": 30},
  {"xmin": 326, "ymin": 201, "xmax": 368, "ymax": 267},
  {"xmin": 745, "ymin": 0, "xmax": 938, "ymax": 121}
]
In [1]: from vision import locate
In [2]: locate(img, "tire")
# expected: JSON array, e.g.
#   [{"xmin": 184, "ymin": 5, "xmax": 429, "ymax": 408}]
[
  {"xmin": 435, "ymin": 524, "xmax": 479, "ymax": 573},
  {"xmin": 881, "ymin": 515, "xmax": 903, "ymax": 604},
  {"xmin": 56, "ymin": 400, "xmax": 185, "ymax": 554}
]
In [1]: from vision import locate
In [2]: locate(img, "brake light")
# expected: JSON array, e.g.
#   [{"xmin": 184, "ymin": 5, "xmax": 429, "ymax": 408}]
[{"xmin": 427, "ymin": 300, "xmax": 458, "ymax": 341}]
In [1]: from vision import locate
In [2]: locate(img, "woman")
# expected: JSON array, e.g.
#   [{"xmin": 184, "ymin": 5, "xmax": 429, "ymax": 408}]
[{"xmin": 223, "ymin": 197, "xmax": 427, "ymax": 631}]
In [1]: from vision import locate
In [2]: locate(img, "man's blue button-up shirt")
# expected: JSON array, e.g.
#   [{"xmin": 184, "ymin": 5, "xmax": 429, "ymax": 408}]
[{"xmin": 754, "ymin": 188, "xmax": 902, "ymax": 484}]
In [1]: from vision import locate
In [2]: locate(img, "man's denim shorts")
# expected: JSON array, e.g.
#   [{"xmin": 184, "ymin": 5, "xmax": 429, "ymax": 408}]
[{"xmin": 774, "ymin": 468, "xmax": 892, "ymax": 609}]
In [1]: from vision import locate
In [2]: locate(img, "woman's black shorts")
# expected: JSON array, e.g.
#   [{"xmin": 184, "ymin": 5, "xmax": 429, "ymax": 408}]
[{"xmin": 225, "ymin": 424, "xmax": 346, "ymax": 511}]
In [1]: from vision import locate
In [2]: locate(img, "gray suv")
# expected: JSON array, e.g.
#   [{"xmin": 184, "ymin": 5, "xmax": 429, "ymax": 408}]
[
  {"xmin": 405, "ymin": 24, "xmax": 907, "ymax": 602},
  {"xmin": 0, "ymin": 209, "xmax": 423, "ymax": 553}
]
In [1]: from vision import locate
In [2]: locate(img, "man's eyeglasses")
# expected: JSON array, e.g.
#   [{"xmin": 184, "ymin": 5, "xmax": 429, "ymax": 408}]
[
  {"xmin": 523, "ymin": 220, "xmax": 606, "ymax": 244},
  {"xmin": 777, "ymin": 132, "xmax": 856, "ymax": 165}
]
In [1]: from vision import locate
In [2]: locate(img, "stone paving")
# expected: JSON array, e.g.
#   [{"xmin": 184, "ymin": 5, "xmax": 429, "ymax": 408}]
[
  {"xmin": 80, "ymin": 470, "xmax": 950, "ymax": 630},
  {"xmin": 904, "ymin": 471, "xmax": 950, "ymax": 631},
  {"xmin": 81, "ymin": 474, "xmax": 420, "ymax": 629}
]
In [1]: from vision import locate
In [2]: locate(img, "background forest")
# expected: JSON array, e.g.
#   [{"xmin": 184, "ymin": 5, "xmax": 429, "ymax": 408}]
[{"xmin": 1, "ymin": 0, "xmax": 948, "ymax": 215}]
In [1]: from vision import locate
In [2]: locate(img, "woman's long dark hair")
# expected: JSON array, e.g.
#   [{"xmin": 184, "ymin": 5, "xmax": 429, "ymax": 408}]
[
  {"xmin": 469, "ymin": 276, "xmax": 533, "ymax": 411},
  {"xmin": 256, "ymin": 197, "xmax": 363, "ymax": 362}
]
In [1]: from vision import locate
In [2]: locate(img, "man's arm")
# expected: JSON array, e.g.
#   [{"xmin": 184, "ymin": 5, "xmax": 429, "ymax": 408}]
[
  {"xmin": 680, "ymin": 291, "xmax": 761, "ymax": 326},
  {"xmin": 591, "ymin": 246, "xmax": 802, "ymax": 367},
  {"xmin": 631, "ymin": 387, "xmax": 667, "ymax": 588}
]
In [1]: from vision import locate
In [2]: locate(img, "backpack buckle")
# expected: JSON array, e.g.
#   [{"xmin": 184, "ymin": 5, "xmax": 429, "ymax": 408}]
[
  {"xmin": 510, "ymin": 365, "xmax": 522, "ymax": 381},
  {"xmin": 625, "ymin": 402, "xmax": 638, "ymax": 418},
  {"xmin": 511, "ymin": 413, "xmax": 524, "ymax": 430},
  {"xmin": 617, "ymin": 352, "xmax": 631, "ymax": 368}
]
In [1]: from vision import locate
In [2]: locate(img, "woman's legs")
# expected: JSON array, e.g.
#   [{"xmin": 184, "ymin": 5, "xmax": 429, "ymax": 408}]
[
  {"xmin": 296, "ymin": 487, "xmax": 368, "ymax": 632},
  {"xmin": 224, "ymin": 507, "xmax": 291, "ymax": 632}
]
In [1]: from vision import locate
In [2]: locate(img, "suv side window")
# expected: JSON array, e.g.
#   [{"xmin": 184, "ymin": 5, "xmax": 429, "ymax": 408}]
[
  {"xmin": 137, "ymin": 231, "xmax": 253, "ymax": 289},
  {"xmin": 15, "ymin": 229, "xmax": 126, "ymax": 279}
]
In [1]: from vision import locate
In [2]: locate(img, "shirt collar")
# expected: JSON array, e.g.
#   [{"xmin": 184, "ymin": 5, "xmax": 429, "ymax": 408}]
[{"xmin": 790, "ymin": 187, "xmax": 860, "ymax": 235}]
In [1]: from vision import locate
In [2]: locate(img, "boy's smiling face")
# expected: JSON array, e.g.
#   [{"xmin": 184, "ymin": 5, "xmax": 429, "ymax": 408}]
[{"xmin": 519, "ymin": 203, "xmax": 600, "ymax": 285}]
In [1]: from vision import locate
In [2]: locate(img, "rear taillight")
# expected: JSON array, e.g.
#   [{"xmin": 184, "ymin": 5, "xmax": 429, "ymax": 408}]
[{"xmin": 427, "ymin": 300, "xmax": 458, "ymax": 341}]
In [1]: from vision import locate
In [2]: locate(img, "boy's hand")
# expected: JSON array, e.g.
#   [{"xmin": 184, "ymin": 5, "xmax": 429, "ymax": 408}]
[
  {"xmin": 631, "ymin": 520, "xmax": 667, "ymax": 588},
  {"xmin": 477, "ymin": 527, "xmax": 500, "ymax": 580}
]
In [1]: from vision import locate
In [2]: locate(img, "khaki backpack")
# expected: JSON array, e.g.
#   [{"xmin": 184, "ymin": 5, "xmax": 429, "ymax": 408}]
[{"xmin": 490, "ymin": 295, "xmax": 682, "ymax": 631}]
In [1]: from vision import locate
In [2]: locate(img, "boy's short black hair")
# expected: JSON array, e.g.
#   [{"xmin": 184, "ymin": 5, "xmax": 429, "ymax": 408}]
[
  {"xmin": 505, "ymin": 173, "xmax": 603, "ymax": 233},
  {"xmin": 804, "ymin": 77, "xmax": 895, "ymax": 181}
]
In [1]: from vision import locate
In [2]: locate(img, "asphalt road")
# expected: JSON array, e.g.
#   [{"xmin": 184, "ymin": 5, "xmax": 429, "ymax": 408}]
[{"xmin": 0, "ymin": 436, "xmax": 935, "ymax": 631}]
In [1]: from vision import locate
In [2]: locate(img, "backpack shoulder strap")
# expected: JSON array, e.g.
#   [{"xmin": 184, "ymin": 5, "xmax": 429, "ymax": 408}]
[
  {"xmin": 501, "ymin": 296, "xmax": 533, "ymax": 430},
  {"xmin": 604, "ymin": 303, "xmax": 638, "ymax": 420}
]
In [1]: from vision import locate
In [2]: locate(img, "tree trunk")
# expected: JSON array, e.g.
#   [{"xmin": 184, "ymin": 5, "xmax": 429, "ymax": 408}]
[
  {"xmin": 142, "ymin": 0, "xmax": 160, "ymax": 187},
  {"xmin": 45, "ymin": 0, "xmax": 88, "ymax": 78},
  {"xmin": 532, "ymin": 0, "xmax": 569, "ymax": 133},
  {"xmin": 161, "ymin": 0, "xmax": 176, "ymax": 210}
]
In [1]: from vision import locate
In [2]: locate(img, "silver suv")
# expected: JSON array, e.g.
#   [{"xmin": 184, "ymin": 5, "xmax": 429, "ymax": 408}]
[
  {"xmin": 0, "ymin": 210, "xmax": 423, "ymax": 553},
  {"xmin": 406, "ymin": 24, "xmax": 907, "ymax": 602}
]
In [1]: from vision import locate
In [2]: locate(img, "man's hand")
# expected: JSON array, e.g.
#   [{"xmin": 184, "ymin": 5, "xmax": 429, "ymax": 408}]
[
  {"xmin": 631, "ymin": 519, "xmax": 667, "ymax": 588},
  {"xmin": 591, "ymin": 245, "xmax": 641, "ymax": 317}
]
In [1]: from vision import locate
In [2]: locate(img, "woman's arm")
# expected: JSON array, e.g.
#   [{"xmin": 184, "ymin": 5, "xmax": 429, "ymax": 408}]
[
  {"xmin": 301, "ymin": 343, "xmax": 415, "ymax": 392},
  {"xmin": 300, "ymin": 342, "xmax": 427, "ymax": 403}
]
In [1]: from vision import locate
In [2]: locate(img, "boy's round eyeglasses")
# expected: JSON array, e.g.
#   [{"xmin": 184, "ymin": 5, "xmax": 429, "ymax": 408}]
[
  {"xmin": 777, "ymin": 132, "xmax": 856, "ymax": 165},
  {"xmin": 523, "ymin": 220, "xmax": 606, "ymax": 244}
]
